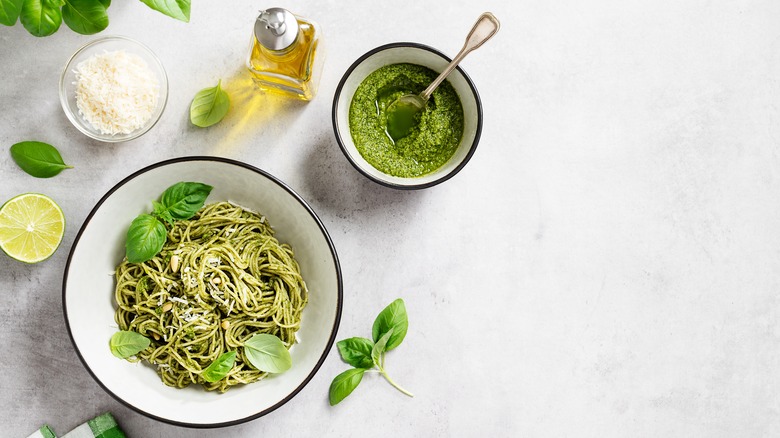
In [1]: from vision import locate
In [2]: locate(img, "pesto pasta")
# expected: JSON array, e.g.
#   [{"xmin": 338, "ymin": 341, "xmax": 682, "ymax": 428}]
[{"xmin": 114, "ymin": 201, "xmax": 308, "ymax": 392}]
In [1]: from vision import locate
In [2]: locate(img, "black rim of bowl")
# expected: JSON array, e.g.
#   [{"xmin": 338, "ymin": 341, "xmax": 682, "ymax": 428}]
[
  {"xmin": 332, "ymin": 42, "xmax": 483, "ymax": 190},
  {"xmin": 61, "ymin": 156, "xmax": 343, "ymax": 428}
]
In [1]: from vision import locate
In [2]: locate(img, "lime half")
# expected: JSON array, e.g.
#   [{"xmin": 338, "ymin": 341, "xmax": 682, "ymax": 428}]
[{"xmin": 0, "ymin": 193, "xmax": 65, "ymax": 263}]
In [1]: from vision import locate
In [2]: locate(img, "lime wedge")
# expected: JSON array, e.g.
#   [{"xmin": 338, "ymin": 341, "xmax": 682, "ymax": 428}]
[{"xmin": 0, "ymin": 193, "xmax": 65, "ymax": 263}]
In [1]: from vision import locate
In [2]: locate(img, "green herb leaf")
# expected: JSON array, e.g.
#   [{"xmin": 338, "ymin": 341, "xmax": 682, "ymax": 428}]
[
  {"xmin": 109, "ymin": 330, "xmax": 150, "ymax": 358},
  {"xmin": 0, "ymin": 0, "xmax": 24, "ymax": 26},
  {"xmin": 337, "ymin": 337, "xmax": 374, "ymax": 369},
  {"xmin": 201, "ymin": 351, "xmax": 236, "ymax": 382},
  {"xmin": 62, "ymin": 0, "xmax": 107, "ymax": 34},
  {"xmin": 329, "ymin": 368, "xmax": 365, "ymax": 406},
  {"xmin": 10, "ymin": 141, "xmax": 72, "ymax": 178},
  {"xmin": 159, "ymin": 182, "xmax": 212, "ymax": 221},
  {"xmin": 244, "ymin": 333, "xmax": 292, "ymax": 373},
  {"xmin": 98, "ymin": 0, "xmax": 109, "ymax": 7},
  {"xmin": 190, "ymin": 80, "xmax": 230, "ymax": 128},
  {"xmin": 20, "ymin": 0, "xmax": 62, "ymax": 37},
  {"xmin": 125, "ymin": 214, "xmax": 167, "ymax": 263},
  {"xmin": 371, "ymin": 328, "xmax": 393, "ymax": 367},
  {"xmin": 371, "ymin": 298, "xmax": 408, "ymax": 352},
  {"xmin": 152, "ymin": 200, "xmax": 174, "ymax": 225},
  {"xmin": 138, "ymin": 0, "xmax": 189, "ymax": 22}
]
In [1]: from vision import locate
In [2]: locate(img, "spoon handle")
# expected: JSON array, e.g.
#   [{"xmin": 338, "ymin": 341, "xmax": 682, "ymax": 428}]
[{"xmin": 421, "ymin": 12, "xmax": 501, "ymax": 101}]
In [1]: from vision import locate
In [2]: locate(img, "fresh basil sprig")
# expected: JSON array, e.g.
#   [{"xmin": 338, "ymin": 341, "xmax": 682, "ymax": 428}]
[
  {"xmin": 10, "ymin": 141, "xmax": 73, "ymax": 178},
  {"xmin": 0, "ymin": 0, "xmax": 24, "ymax": 26},
  {"xmin": 202, "ymin": 351, "xmax": 236, "ymax": 382},
  {"xmin": 329, "ymin": 298, "xmax": 413, "ymax": 406},
  {"xmin": 125, "ymin": 181, "xmax": 212, "ymax": 263},
  {"xmin": 138, "ymin": 0, "xmax": 189, "ymax": 22},
  {"xmin": 1, "ymin": 0, "xmax": 189, "ymax": 37},
  {"xmin": 329, "ymin": 368, "xmax": 365, "ymax": 406},
  {"xmin": 336, "ymin": 337, "xmax": 374, "ymax": 369},
  {"xmin": 109, "ymin": 330, "xmax": 150, "ymax": 358},
  {"xmin": 243, "ymin": 333, "xmax": 292, "ymax": 373},
  {"xmin": 190, "ymin": 80, "xmax": 230, "ymax": 128},
  {"xmin": 19, "ymin": 0, "xmax": 62, "ymax": 37},
  {"xmin": 61, "ymin": 0, "xmax": 109, "ymax": 35}
]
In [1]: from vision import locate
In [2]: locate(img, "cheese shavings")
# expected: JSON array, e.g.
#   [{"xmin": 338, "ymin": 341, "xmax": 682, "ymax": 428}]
[{"xmin": 74, "ymin": 50, "xmax": 159, "ymax": 135}]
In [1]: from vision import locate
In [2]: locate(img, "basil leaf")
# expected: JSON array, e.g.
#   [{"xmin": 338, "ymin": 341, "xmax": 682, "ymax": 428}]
[
  {"xmin": 98, "ymin": 0, "xmax": 109, "ymax": 7},
  {"xmin": 62, "ymin": 0, "xmax": 107, "ymax": 35},
  {"xmin": 109, "ymin": 330, "xmax": 150, "ymax": 358},
  {"xmin": 371, "ymin": 298, "xmax": 408, "ymax": 352},
  {"xmin": 371, "ymin": 328, "xmax": 393, "ymax": 367},
  {"xmin": 20, "ymin": 0, "xmax": 62, "ymax": 37},
  {"xmin": 125, "ymin": 214, "xmax": 167, "ymax": 263},
  {"xmin": 201, "ymin": 351, "xmax": 236, "ymax": 382},
  {"xmin": 152, "ymin": 200, "xmax": 174, "ymax": 225},
  {"xmin": 10, "ymin": 141, "xmax": 72, "ymax": 178},
  {"xmin": 138, "ymin": 0, "xmax": 189, "ymax": 22},
  {"xmin": 0, "ymin": 0, "xmax": 23, "ymax": 26},
  {"xmin": 159, "ymin": 182, "xmax": 212, "ymax": 220},
  {"xmin": 190, "ymin": 80, "xmax": 230, "ymax": 128},
  {"xmin": 329, "ymin": 368, "xmax": 365, "ymax": 406},
  {"xmin": 243, "ymin": 333, "xmax": 292, "ymax": 373},
  {"xmin": 337, "ymin": 337, "xmax": 375, "ymax": 369}
]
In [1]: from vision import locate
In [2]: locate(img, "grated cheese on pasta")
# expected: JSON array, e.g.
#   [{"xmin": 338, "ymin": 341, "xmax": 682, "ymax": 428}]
[{"xmin": 74, "ymin": 50, "xmax": 159, "ymax": 135}]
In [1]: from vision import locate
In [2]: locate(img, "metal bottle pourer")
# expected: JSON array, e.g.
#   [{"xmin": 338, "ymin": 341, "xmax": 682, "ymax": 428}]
[{"xmin": 254, "ymin": 8, "xmax": 300, "ymax": 51}]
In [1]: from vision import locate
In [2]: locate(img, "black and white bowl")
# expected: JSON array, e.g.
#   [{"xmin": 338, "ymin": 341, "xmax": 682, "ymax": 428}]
[
  {"xmin": 332, "ymin": 42, "xmax": 483, "ymax": 189},
  {"xmin": 63, "ymin": 157, "xmax": 342, "ymax": 427}
]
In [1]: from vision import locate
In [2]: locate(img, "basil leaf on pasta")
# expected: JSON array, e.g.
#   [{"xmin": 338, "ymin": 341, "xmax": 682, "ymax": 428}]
[
  {"xmin": 244, "ymin": 333, "xmax": 292, "ymax": 373},
  {"xmin": 125, "ymin": 214, "xmax": 167, "ymax": 263},
  {"xmin": 152, "ymin": 200, "xmax": 174, "ymax": 225},
  {"xmin": 337, "ymin": 337, "xmax": 374, "ymax": 369},
  {"xmin": 202, "ymin": 351, "xmax": 236, "ymax": 382},
  {"xmin": 159, "ymin": 181, "xmax": 212, "ymax": 220},
  {"xmin": 371, "ymin": 298, "xmax": 408, "ymax": 351},
  {"xmin": 109, "ymin": 331, "xmax": 150, "ymax": 358}
]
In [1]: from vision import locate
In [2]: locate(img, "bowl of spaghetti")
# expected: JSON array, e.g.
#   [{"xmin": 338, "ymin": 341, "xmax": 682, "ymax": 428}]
[{"xmin": 63, "ymin": 157, "xmax": 342, "ymax": 427}]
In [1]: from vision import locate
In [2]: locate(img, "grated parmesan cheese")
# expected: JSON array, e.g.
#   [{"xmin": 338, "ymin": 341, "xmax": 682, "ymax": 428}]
[{"xmin": 74, "ymin": 50, "xmax": 159, "ymax": 135}]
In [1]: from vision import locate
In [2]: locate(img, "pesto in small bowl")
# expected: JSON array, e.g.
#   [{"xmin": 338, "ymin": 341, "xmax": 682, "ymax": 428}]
[{"xmin": 348, "ymin": 63, "xmax": 464, "ymax": 178}]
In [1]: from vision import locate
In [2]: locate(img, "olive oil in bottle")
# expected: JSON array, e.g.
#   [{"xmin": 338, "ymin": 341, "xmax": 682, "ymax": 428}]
[{"xmin": 247, "ymin": 8, "xmax": 322, "ymax": 101}]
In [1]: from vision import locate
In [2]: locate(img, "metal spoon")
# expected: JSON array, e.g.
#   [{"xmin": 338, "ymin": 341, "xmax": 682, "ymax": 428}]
[{"xmin": 385, "ymin": 12, "xmax": 501, "ymax": 142}]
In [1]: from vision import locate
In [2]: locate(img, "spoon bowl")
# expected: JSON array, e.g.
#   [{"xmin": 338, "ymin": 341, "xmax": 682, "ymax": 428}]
[{"xmin": 385, "ymin": 94, "xmax": 426, "ymax": 142}]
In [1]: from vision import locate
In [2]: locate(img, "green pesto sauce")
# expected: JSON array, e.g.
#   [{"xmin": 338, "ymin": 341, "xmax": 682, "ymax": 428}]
[{"xmin": 348, "ymin": 63, "xmax": 464, "ymax": 178}]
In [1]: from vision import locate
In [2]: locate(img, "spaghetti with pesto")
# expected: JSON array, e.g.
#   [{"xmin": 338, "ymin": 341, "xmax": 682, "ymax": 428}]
[{"xmin": 114, "ymin": 201, "xmax": 308, "ymax": 392}]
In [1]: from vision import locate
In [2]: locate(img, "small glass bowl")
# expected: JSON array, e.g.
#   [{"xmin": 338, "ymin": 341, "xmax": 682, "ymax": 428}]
[{"xmin": 59, "ymin": 36, "xmax": 168, "ymax": 143}]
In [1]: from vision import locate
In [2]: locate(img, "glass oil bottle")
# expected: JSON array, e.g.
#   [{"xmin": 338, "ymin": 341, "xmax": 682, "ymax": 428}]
[{"xmin": 247, "ymin": 8, "xmax": 323, "ymax": 101}]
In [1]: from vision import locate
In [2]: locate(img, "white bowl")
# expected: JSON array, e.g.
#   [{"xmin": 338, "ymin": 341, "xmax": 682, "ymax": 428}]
[
  {"xmin": 59, "ymin": 36, "xmax": 168, "ymax": 143},
  {"xmin": 62, "ymin": 157, "xmax": 342, "ymax": 427},
  {"xmin": 332, "ymin": 43, "xmax": 483, "ymax": 189}
]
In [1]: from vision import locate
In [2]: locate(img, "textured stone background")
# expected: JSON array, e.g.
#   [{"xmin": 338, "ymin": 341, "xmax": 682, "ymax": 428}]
[{"xmin": 1, "ymin": 0, "xmax": 779, "ymax": 436}]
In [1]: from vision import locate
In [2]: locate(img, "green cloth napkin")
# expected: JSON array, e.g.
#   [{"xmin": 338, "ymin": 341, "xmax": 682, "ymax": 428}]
[
  {"xmin": 27, "ymin": 413, "xmax": 126, "ymax": 438},
  {"xmin": 26, "ymin": 425, "xmax": 56, "ymax": 438}
]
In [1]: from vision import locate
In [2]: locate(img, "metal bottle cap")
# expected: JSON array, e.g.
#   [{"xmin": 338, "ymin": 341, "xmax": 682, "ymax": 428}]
[{"xmin": 254, "ymin": 8, "xmax": 299, "ymax": 51}]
